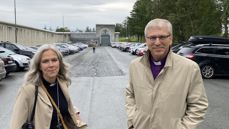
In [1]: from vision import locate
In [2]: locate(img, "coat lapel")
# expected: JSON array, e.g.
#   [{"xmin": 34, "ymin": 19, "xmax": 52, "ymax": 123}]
[
  {"xmin": 38, "ymin": 85, "xmax": 52, "ymax": 107},
  {"xmin": 57, "ymin": 79, "xmax": 71, "ymax": 105},
  {"xmin": 141, "ymin": 51, "xmax": 155, "ymax": 88}
]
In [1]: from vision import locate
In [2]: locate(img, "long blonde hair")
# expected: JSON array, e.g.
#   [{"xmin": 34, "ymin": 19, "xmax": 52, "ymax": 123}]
[{"xmin": 24, "ymin": 44, "xmax": 71, "ymax": 86}]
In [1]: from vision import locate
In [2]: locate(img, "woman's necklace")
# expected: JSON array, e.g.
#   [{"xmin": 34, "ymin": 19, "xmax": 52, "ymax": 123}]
[{"xmin": 56, "ymin": 83, "xmax": 62, "ymax": 129}]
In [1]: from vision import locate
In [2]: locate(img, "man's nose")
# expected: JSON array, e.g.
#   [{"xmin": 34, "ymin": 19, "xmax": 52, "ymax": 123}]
[{"xmin": 154, "ymin": 38, "xmax": 161, "ymax": 45}]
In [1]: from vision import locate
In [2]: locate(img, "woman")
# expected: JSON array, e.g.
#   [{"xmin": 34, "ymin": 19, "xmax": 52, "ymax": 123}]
[{"xmin": 10, "ymin": 44, "xmax": 88, "ymax": 129}]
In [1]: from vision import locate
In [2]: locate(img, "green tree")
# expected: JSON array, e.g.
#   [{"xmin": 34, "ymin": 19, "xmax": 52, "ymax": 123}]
[
  {"xmin": 126, "ymin": 0, "xmax": 222, "ymax": 42},
  {"xmin": 92, "ymin": 28, "xmax": 96, "ymax": 32},
  {"xmin": 127, "ymin": 0, "xmax": 152, "ymax": 42},
  {"xmin": 115, "ymin": 23, "xmax": 125, "ymax": 37},
  {"xmin": 56, "ymin": 27, "xmax": 70, "ymax": 32},
  {"xmin": 85, "ymin": 26, "xmax": 92, "ymax": 32},
  {"xmin": 217, "ymin": 0, "xmax": 229, "ymax": 37}
]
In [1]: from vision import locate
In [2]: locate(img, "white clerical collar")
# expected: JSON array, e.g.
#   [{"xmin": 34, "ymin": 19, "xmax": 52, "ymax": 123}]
[
  {"xmin": 50, "ymin": 83, "xmax": 56, "ymax": 87},
  {"xmin": 153, "ymin": 61, "xmax": 162, "ymax": 66}
]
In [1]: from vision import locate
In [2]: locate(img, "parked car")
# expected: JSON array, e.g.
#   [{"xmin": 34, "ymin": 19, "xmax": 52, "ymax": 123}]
[
  {"xmin": 0, "ymin": 49, "xmax": 17, "ymax": 75},
  {"xmin": 130, "ymin": 43, "xmax": 142, "ymax": 54},
  {"xmin": 0, "ymin": 58, "xmax": 6, "ymax": 80},
  {"xmin": 172, "ymin": 41, "xmax": 193, "ymax": 53},
  {"xmin": 136, "ymin": 46, "xmax": 148, "ymax": 56},
  {"xmin": 188, "ymin": 35, "xmax": 229, "ymax": 44},
  {"xmin": 0, "ymin": 47, "xmax": 30, "ymax": 71},
  {"xmin": 0, "ymin": 42, "xmax": 35, "ymax": 58},
  {"xmin": 131, "ymin": 43, "xmax": 146, "ymax": 55},
  {"xmin": 177, "ymin": 44, "xmax": 229, "ymax": 79},
  {"xmin": 110, "ymin": 42, "xmax": 117, "ymax": 48},
  {"xmin": 72, "ymin": 42, "xmax": 88, "ymax": 50},
  {"xmin": 54, "ymin": 44, "xmax": 70, "ymax": 56},
  {"xmin": 54, "ymin": 43, "xmax": 79, "ymax": 54},
  {"xmin": 120, "ymin": 42, "xmax": 132, "ymax": 52}
]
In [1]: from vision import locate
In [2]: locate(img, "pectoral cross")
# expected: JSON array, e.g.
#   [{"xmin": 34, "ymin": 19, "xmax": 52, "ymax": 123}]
[{"xmin": 56, "ymin": 118, "xmax": 62, "ymax": 129}]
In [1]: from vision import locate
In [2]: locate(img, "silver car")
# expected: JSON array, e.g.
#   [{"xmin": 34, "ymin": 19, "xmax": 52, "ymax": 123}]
[
  {"xmin": 0, "ymin": 47, "xmax": 30, "ymax": 71},
  {"xmin": 0, "ymin": 58, "xmax": 6, "ymax": 80}
]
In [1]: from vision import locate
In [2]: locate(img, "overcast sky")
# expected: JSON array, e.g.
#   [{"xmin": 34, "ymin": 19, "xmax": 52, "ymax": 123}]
[{"xmin": 0, "ymin": 0, "xmax": 136, "ymax": 31}]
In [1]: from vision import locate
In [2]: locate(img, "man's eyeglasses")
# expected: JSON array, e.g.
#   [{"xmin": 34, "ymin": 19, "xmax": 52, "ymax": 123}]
[{"xmin": 146, "ymin": 34, "xmax": 171, "ymax": 42}]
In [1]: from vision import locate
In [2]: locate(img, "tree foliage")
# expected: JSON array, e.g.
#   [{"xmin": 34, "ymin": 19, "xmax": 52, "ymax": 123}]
[
  {"xmin": 119, "ymin": 0, "xmax": 225, "ymax": 42},
  {"xmin": 85, "ymin": 26, "xmax": 95, "ymax": 32},
  {"xmin": 115, "ymin": 23, "xmax": 126, "ymax": 37},
  {"xmin": 56, "ymin": 27, "xmax": 70, "ymax": 32},
  {"xmin": 217, "ymin": 0, "xmax": 229, "ymax": 37},
  {"xmin": 127, "ymin": 0, "xmax": 152, "ymax": 41}
]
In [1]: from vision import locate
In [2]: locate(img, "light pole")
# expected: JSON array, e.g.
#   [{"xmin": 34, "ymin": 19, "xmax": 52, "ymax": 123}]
[
  {"xmin": 14, "ymin": 0, "xmax": 17, "ymax": 43},
  {"xmin": 125, "ymin": 19, "xmax": 128, "ymax": 40},
  {"xmin": 62, "ymin": 15, "xmax": 65, "ymax": 42}
]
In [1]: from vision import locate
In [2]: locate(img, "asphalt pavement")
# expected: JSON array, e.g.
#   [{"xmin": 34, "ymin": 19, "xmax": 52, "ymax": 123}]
[{"xmin": 0, "ymin": 46, "xmax": 229, "ymax": 129}]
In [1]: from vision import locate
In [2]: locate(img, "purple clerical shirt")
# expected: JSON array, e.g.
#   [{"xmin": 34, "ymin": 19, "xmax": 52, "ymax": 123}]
[{"xmin": 149, "ymin": 56, "xmax": 166, "ymax": 79}]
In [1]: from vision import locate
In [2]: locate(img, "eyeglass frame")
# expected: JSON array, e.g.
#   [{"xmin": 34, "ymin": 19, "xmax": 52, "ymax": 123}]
[{"xmin": 146, "ymin": 34, "xmax": 171, "ymax": 42}]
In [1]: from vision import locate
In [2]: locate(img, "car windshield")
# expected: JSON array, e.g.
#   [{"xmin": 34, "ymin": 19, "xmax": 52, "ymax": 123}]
[
  {"xmin": 0, "ymin": 47, "xmax": 16, "ymax": 55},
  {"xmin": 15, "ymin": 43, "xmax": 27, "ymax": 50}
]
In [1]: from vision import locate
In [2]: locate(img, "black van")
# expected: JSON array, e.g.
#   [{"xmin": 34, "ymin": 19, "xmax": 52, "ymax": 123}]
[{"xmin": 177, "ymin": 44, "xmax": 229, "ymax": 79}]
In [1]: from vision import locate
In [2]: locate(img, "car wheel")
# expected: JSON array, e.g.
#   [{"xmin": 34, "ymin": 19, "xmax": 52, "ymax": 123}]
[
  {"xmin": 201, "ymin": 65, "xmax": 215, "ymax": 79},
  {"xmin": 15, "ymin": 62, "xmax": 25, "ymax": 71},
  {"xmin": 15, "ymin": 62, "xmax": 20, "ymax": 71}
]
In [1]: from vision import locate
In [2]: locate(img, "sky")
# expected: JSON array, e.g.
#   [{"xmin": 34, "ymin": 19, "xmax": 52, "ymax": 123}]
[{"xmin": 0, "ymin": 0, "xmax": 136, "ymax": 31}]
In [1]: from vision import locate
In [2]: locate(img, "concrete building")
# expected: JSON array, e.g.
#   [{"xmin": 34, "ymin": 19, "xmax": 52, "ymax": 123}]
[
  {"xmin": 0, "ymin": 21, "xmax": 70, "ymax": 46},
  {"xmin": 71, "ymin": 24, "xmax": 119, "ymax": 46},
  {"xmin": 0, "ymin": 21, "xmax": 119, "ymax": 46}
]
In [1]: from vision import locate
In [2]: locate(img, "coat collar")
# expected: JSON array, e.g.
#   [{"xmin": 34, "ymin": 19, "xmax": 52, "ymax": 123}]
[
  {"xmin": 139, "ymin": 50, "xmax": 174, "ymax": 83},
  {"xmin": 140, "ymin": 49, "xmax": 173, "ymax": 69}
]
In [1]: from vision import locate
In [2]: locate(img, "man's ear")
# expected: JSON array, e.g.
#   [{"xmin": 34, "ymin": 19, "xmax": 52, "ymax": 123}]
[{"xmin": 169, "ymin": 36, "xmax": 173, "ymax": 45}]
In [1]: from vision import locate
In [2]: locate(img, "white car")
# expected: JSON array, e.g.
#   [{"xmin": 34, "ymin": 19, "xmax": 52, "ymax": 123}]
[
  {"xmin": 0, "ymin": 47, "xmax": 30, "ymax": 71},
  {"xmin": 0, "ymin": 58, "xmax": 6, "ymax": 80}
]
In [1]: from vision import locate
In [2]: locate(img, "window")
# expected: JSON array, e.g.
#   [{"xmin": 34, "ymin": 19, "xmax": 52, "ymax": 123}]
[
  {"xmin": 196, "ymin": 47, "xmax": 215, "ymax": 54},
  {"xmin": 5, "ymin": 44, "xmax": 17, "ymax": 50},
  {"xmin": 215, "ymin": 48, "xmax": 229, "ymax": 55}
]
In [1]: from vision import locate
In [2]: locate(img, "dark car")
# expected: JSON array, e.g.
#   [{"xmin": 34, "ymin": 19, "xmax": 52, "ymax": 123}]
[
  {"xmin": 188, "ymin": 35, "xmax": 229, "ymax": 44},
  {"xmin": 172, "ymin": 41, "xmax": 194, "ymax": 53},
  {"xmin": 177, "ymin": 44, "xmax": 229, "ymax": 79},
  {"xmin": 0, "ymin": 42, "xmax": 35, "ymax": 58},
  {"xmin": 0, "ymin": 49, "xmax": 17, "ymax": 75}
]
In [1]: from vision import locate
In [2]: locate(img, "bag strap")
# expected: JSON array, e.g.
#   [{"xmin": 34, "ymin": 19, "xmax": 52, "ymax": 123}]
[
  {"xmin": 29, "ymin": 85, "xmax": 38, "ymax": 122},
  {"xmin": 41, "ymin": 85, "xmax": 68, "ymax": 129}
]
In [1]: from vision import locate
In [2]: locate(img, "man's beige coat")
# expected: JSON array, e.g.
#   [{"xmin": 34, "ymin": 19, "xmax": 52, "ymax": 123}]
[
  {"xmin": 126, "ymin": 51, "xmax": 208, "ymax": 129},
  {"xmin": 10, "ymin": 78, "xmax": 87, "ymax": 129}
]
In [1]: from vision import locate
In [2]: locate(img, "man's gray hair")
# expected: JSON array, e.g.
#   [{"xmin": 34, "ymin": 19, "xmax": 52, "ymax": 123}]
[
  {"xmin": 144, "ymin": 18, "xmax": 173, "ymax": 37},
  {"xmin": 24, "ymin": 44, "xmax": 71, "ymax": 86}
]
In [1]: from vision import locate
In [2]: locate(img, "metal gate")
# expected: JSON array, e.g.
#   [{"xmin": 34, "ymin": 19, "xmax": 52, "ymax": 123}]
[{"xmin": 101, "ymin": 35, "xmax": 110, "ymax": 46}]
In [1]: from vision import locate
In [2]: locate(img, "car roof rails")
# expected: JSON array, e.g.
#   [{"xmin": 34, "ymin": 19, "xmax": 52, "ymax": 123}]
[
  {"xmin": 195, "ymin": 43, "xmax": 229, "ymax": 47},
  {"xmin": 188, "ymin": 35, "xmax": 229, "ymax": 44}
]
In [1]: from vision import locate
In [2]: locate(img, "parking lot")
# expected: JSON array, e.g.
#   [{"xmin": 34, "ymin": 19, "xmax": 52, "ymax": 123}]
[{"xmin": 0, "ymin": 46, "xmax": 229, "ymax": 129}]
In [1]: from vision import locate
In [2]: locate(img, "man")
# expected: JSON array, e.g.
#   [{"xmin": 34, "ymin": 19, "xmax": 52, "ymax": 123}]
[
  {"xmin": 93, "ymin": 42, "xmax": 96, "ymax": 53},
  {"xmin": 125, "ymin": 18, "xmax": 208, "ymax": 129}
]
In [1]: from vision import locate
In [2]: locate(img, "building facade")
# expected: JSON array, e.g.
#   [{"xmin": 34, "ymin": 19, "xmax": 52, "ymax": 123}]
[
  {"xmin": 0, "ymin": 21, "xmax": 70, "ymax": 46},
  {"xmin": 0, "ymin": 21, "xmax": 119, "ymax": 46}
]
